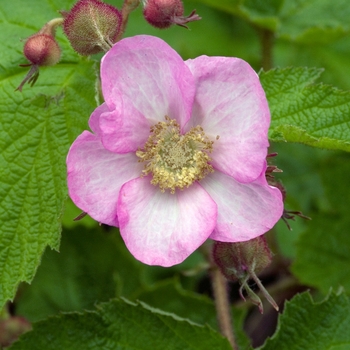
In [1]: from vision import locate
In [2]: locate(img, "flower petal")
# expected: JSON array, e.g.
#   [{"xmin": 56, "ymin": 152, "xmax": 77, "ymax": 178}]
[
  {"xmin": 100, "ymin": 35, "xmax": 195, "ymax": 134},
  {"xmin": 200, "ymin": 169, "xmax": 283, "ymax": 242},
  {"xmin": 185, "ymin": 56, "xmax": 270, "ymax": 183},
  {"xmin": 117, "ymin": 177, "xmax": 217, "ymax": 266},
  {"xmin": 88, "ymin": 102, "xmax": 109, "ymax": 136},
  {"xmin": 99, "ymin": 94, "xmax": 151, "ymax": 153},
  {"xmin": 67, "ymin": 131, "xmax": 143, "ymax": 226}
]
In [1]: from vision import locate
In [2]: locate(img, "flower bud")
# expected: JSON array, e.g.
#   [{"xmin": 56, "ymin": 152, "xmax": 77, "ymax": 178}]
[
  {"xmin": 23, "ymin": 34, "xmax": 61, "ymax": 66},
  {"xmin": 0, "ymin": 316, "xmax": 31, "ymax": 348},
  {"xmin": 213, "ymin": 237, "xmax": 278, "ymax": 313},
  {"xmin": 62, "ymin": 0, "xmax": 122, "ymax": 55},
  {"xmin": 143, "ymin": 0, "xmax": 201, "ymax": 29},
  {"xmin": 213, "ymin": 237, "xmax": 272, "ymax": 281},
  {"xmin": 16, "ymin": 19, "xmax": 63, "ymax": 92}
]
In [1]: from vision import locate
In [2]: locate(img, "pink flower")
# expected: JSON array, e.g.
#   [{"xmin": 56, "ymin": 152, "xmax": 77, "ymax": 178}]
[{"xmin": 67, "ymin": 35, "xmax": 283, "ymax": 267}]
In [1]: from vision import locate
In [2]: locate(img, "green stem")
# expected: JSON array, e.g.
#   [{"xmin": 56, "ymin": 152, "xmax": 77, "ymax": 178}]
[{"xmin": 211, "ymin": 266, "xmax": 238, "ymax": 349}]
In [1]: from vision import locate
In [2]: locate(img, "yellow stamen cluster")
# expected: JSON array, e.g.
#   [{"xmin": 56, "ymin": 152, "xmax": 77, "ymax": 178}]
[{"xmin": 136, "ymin": 116, "xmax": 215, "ymax": 194}]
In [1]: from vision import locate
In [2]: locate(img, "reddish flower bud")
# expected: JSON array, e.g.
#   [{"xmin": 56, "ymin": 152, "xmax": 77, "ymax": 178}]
[
  {"xmin": 23, "ymin": 34, "xmax": 61, "ymax": 66},
  {"xmin": 62, "ymin": 0, "xmax": 122, "ymax": 55},
  {"xmin": 143, "ymin": 0, "xmax": 201, "ymax": 29},
  {"xmin": 16, "ymin": 19, "xmax": 63, "ymax": 92},
  {"xmin": 213, "ymin": 237, "xmax": 278, "ymax": 313}
]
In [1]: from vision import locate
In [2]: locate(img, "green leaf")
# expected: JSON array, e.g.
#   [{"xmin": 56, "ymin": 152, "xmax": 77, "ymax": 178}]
[
  {"xmin": 10, "ymin": 299, "xmax": 232, "ymax": 350},
  {"xmin": 261, "ymin": 67, "xmax": 350, "ymax": 152},
  {"xmin": 260, "ymin": 291, "xmax": 350, "ymax": 350},
  {"xmin": 135, "ymin": 279, "xmax": 219, "ymax": 327},
  {"xmin": 271, "ymin": 143, "xmax": 331, "ymax": 259},
  {"xmin": 133, "ymin": 279, "xmax": 250, "ymax": 349},
  {"xmin": 278, "ymin": 0, "xmax": 350, "ymax": 44},
  {"xmin": 275, "ymin": 35, "xmax": 350, "ymax": 91},
  {"xmin": 292, "ymin": 213, "xmax": 350, "ymax": 294},
  {"xmin": 0, "ymin": 0, "xmax": 97, "ymax": 308},
  {"xmin": 189, "ymin": 0, "xmax": 241, "ymax": 16},
  {"xmin": 191, "ymin": 0, "xmax": 281, "ymax": 30},
  {"xmin": 14, "ymin": 226, "xmax": 208, "ymax": 322},
  {"xmin": 239, "ymin": 0, "xmax": 283, "ymax": 30},
  {"xmin": 291, "ymin": 153, "xmax": 350, "ymax": 294},
  {"xmin": 193, "ymin": 0, "xmax": 350, "ymax": 43},
  {"xmin": 15, "ymin": 227, "xmax": 120, "ymax": 322}
]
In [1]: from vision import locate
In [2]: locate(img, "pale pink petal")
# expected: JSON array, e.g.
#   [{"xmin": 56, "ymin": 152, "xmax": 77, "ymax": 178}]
[
  {"xmin": 88, "ymin": 102, "xmax": 109, "ymax": 136},
  {"xmin": 117, "ymin": 177, "xmax": 217, "ymax": 266},
  {"xmin": 67, "ymin": 131, "xmax": 143, "ymax": 226},
  {"xmin": 99, "ymin": 92, "xmax": 151, "ymax": 153},
  {"xmin": 100, "ymin": 35, "xmax": 195, "ymax": 131},
  {"xmin": 185, "ymin": 56, "xmax": 270, "ymax": 183},
  {"xmin": 200, "ymin": 169, "xmax": 283, "ymax": 242}
]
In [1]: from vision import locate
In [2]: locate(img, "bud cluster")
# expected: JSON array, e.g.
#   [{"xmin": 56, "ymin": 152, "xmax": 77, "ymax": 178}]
[{"xmin": 17, "ymin": 0, "xmax": 201, "ymax": 91}]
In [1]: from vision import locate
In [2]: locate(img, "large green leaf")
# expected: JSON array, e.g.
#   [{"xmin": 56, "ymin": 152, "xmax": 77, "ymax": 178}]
[
  {"xmin": 133, "ymin": 279, "xmax": 250, "ymax": 349},
  {"xmin": 14, "ymin": 225, "xmax": 209, "ymax": 323},
  {"xmin": 0, "ymin": 0, "xmax": 96, "ymax": 307},
  {"xmin": 278, "ymin": 0, "xmax": 350, "ymax": 44},
  {"xmin": 15, "ymin": 227, "xmax": 121, "ymax": 322},
  {"xmin": 270, "ymin": 143, "xmax": 331, "ymax": 259},
  {"xmin": 260, "ymin": 291, "xmax": 350, "ymax": 350},
  {"xmin": 9, "ymin": 299, "xmax": 232, "ymax": 350},
  {"xmin": 261, "ymin": 67, "xmax": 350, "ymax": 152},
  {"xmin": 275, "ymin": 36, "xmax": 350, "ymax": 90},
  {"xmin": 291, "ymin": 152, "xmax": 350, "ymax": 294},
  {"xmin": 192, "ymin": 0, "xmax": 350, "ymax": 43}
]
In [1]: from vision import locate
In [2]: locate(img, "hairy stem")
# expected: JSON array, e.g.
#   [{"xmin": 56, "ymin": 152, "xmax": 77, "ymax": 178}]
[
  {"xmin": 211, "ymin": 266, "xmax": 238, "ymax": 349},
  {"xmin": 117, "ymin": 0, "xmax": 140, "ymax": 41},
  {"xmin": 39, "ymin": 18, "xmax": 64, "ymax": 36}
]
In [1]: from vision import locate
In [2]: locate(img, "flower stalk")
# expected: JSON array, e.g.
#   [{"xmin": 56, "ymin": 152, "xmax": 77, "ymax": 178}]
[
  {"xmin": 211, "ymin": 265, "xmax": 238, "ymax": 350},
  {"xmin": 117, "ymin": 0, "xmax": 140, "ymax": 41},
  {"xmin": 259, "ymin": 28, "xmax": 274, "ymax": 71}
]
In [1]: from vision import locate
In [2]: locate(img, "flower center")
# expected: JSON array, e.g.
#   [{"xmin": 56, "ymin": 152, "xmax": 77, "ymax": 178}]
[{"xmin": 136, "ymin": 116, "xmax": 215, "ymax": 193}]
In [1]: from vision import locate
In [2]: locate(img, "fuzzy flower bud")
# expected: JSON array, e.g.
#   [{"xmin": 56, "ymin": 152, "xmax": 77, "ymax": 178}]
[
  {"xmin": 213, "ymin": 237, "xmax": 278, "ymax": 313},
  {"xmin": 143, "ymin": 0, "xmax": 201, "ymax": 29},
  {"xmin": 62, "ymin": 0, "xmax": 122, "ymax": 55},
  {"xmin": 23, "ymin": 34, "xmax": 61, "ymax": 66},
  {"xmin": 16, "ymin": 19, "xmax": 63, "ymax": 92}
]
